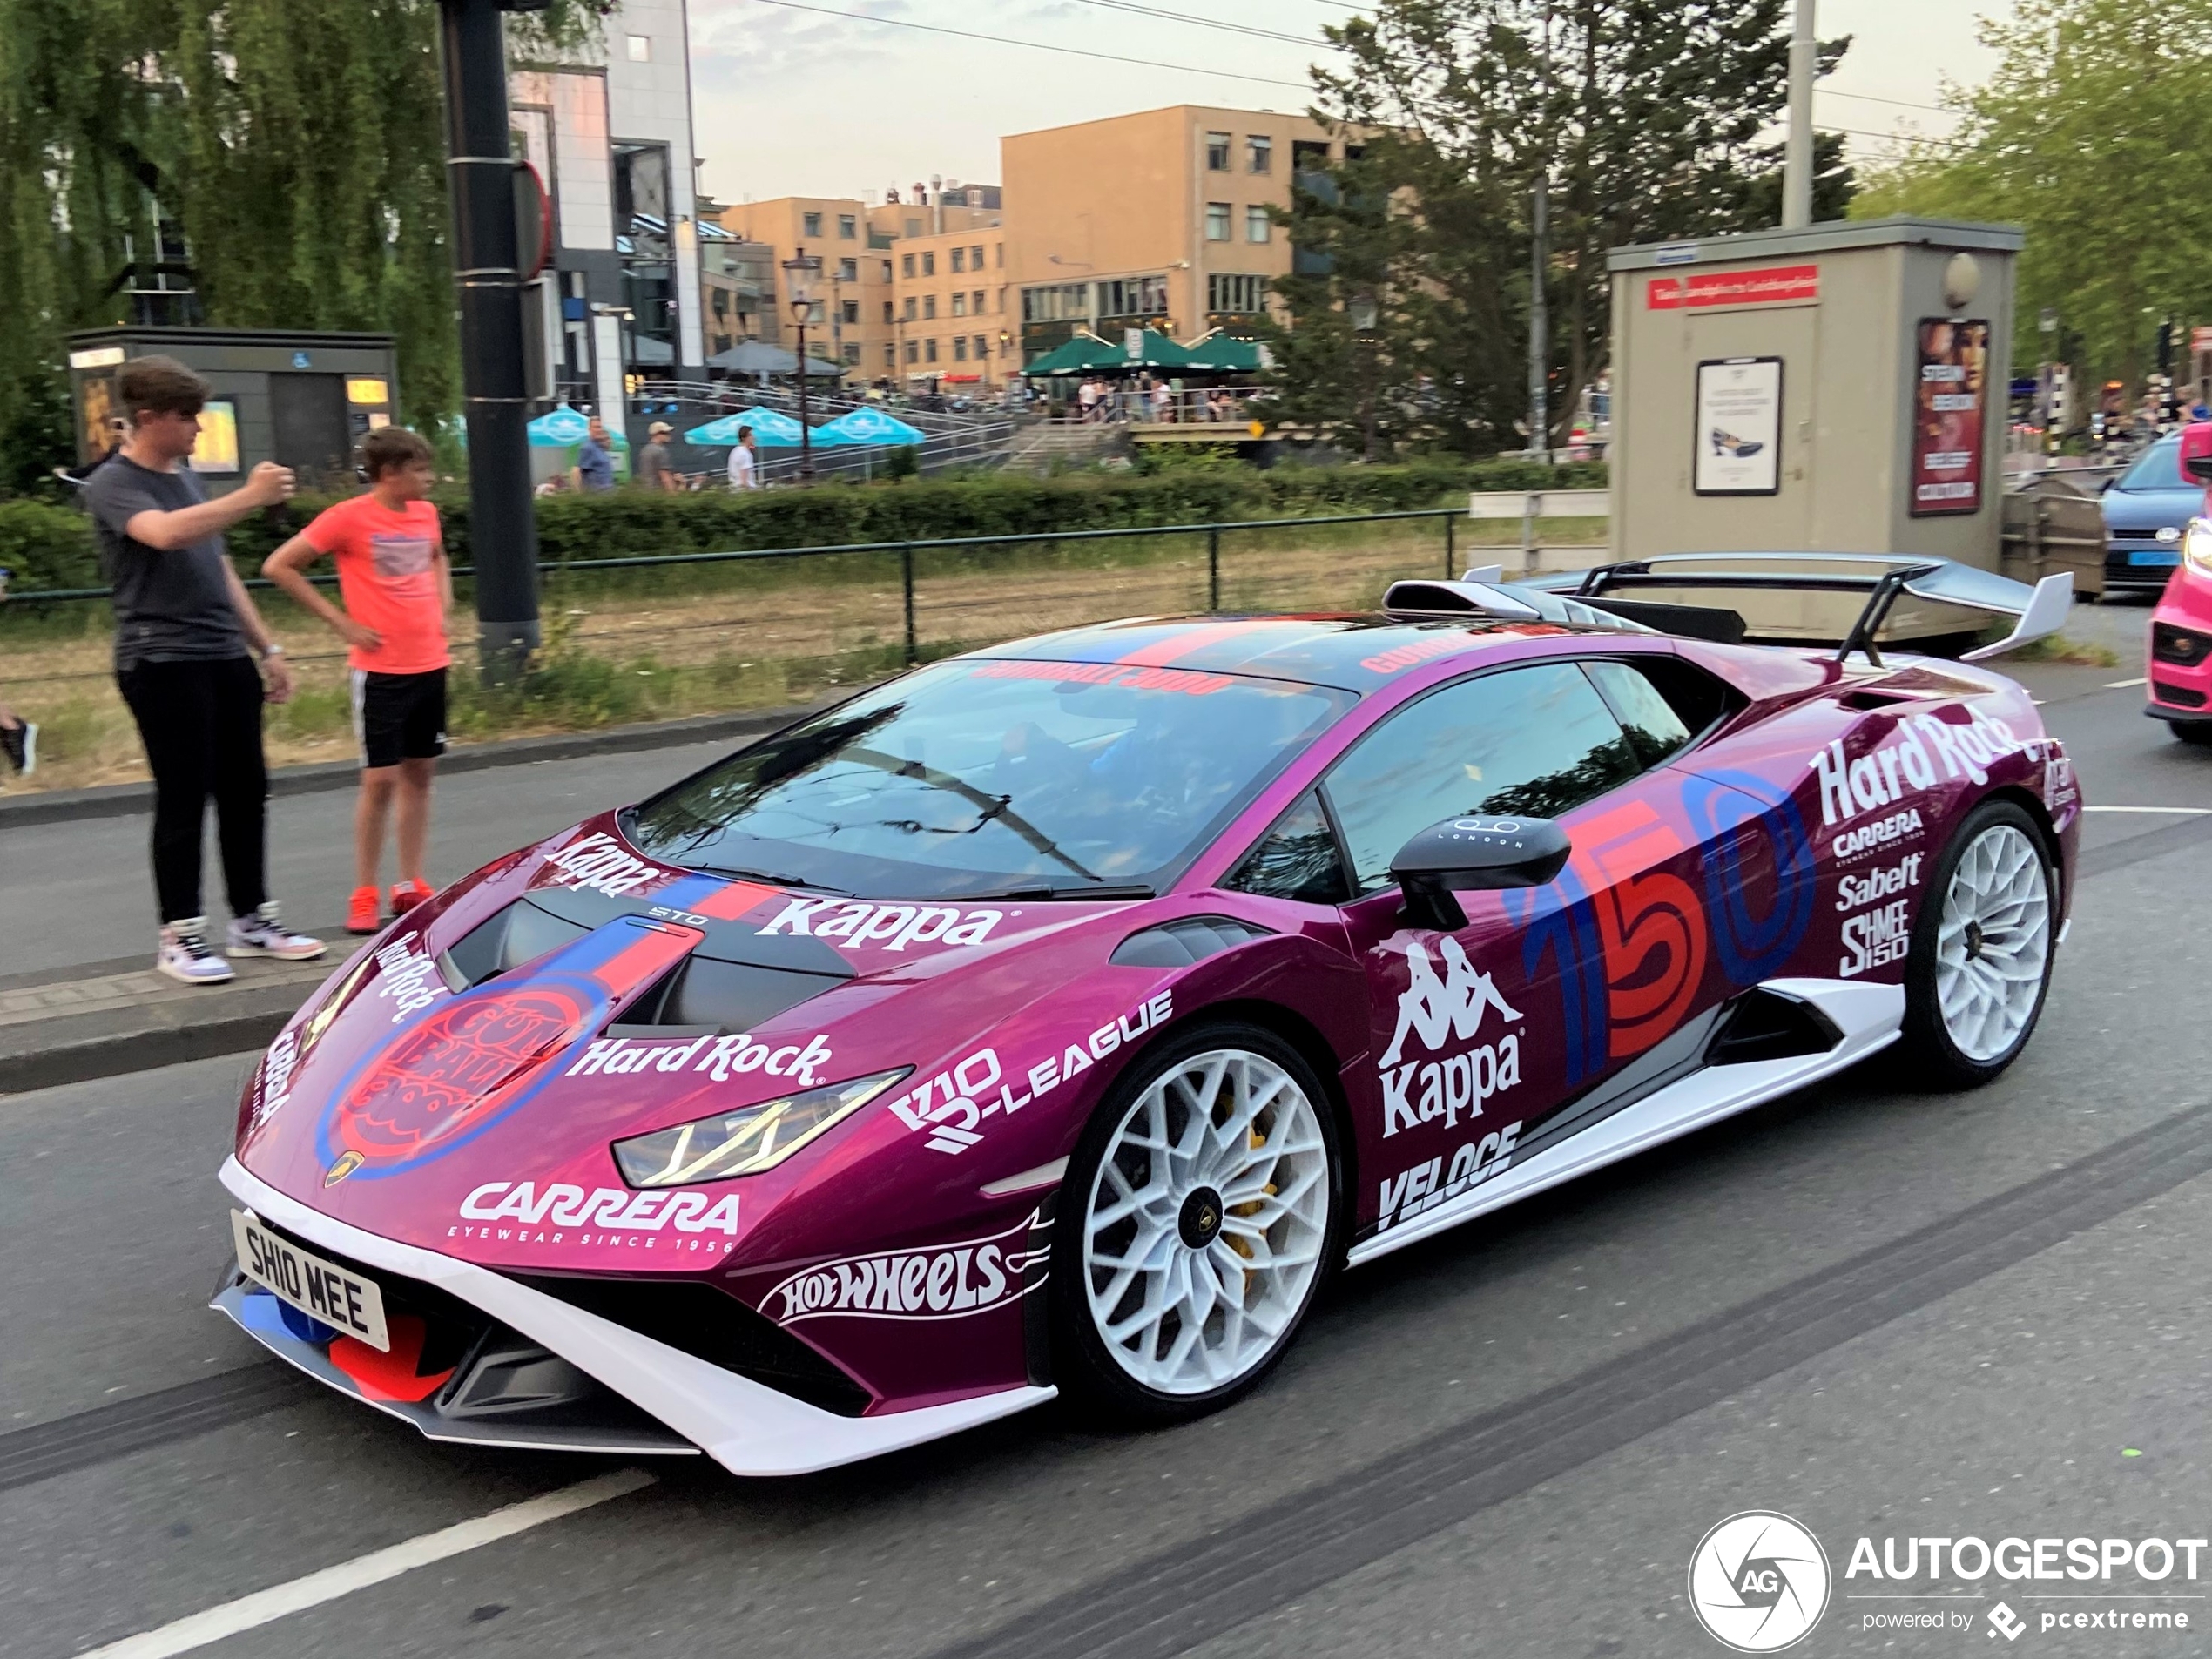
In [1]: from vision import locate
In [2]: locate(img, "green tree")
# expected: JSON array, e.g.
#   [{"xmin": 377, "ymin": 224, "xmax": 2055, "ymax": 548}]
[
  {"xmin": 1851, "ymin": 0, "xmax": 2212, "ymax": 388},
  {"xmin": 1264, "ymin": 0, "xmax": 1853, "ymax": 455},
  {"xmin": 0, "ymin": 0, "xmax": 606, "ymax": 495}
]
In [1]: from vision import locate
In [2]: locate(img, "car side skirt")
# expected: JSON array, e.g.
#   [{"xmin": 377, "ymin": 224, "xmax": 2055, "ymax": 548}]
[
  {"xmin": 1345, "ymin": 978, "xmax": 1904, "ymax": 1269},
  {"xmin": 219, "ymin": 1157, "xmax": 1057, "ymax": 1477}
]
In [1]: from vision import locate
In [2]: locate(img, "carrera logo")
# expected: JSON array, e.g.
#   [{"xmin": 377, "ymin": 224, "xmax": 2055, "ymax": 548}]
[
  {"xmin": 1832, "ymin": 808, "xmax": 1924, "ymax": 859},
  {"xmin": 765, "ymin": 1210, "xmax": 1046, "ymax": 1324},
  {"xmin": 454, "ymin": 1180, "xmax": 742, "ymax": 1250},
  {"xmin": 1376, "ymin": 1120, "xmax": 1521, "ymax": 1231},
  {"xmin": 374, "ymin": 937, "xmax": 447, "ymax": 1022},
  {"xmin": 566, "ymin": 1030, "xmax": 833, "ymax": 1089},
  {"xmin": 542, "ymin": 831, "xmax": 668, "ymax": 898},
  {"xmin": 758, "ymin": 897, "xmax": 1004, "ymax": 952},
  {"xmin": 1379, "ymin": 938, "xmax": 1523, "ymax": 1138}
]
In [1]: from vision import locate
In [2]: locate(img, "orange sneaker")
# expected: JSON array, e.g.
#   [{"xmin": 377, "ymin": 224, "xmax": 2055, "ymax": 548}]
[
  {"xmin": 345, "ymin": 885, "xmax": 382, "ymax": 934},
  {"xmin": 390, "ymin": 879, "xmax": 435, "ymax": 915}
]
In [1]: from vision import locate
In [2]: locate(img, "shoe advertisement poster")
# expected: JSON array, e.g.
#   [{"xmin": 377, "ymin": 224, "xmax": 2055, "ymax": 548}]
[
  {"xmin": 1693, "ymin": 356, "xmax": 1783, "ymax": 496},
  {"xmin": 1909, "ymin": 316, "xmax": 1989, "ymax": 516}
]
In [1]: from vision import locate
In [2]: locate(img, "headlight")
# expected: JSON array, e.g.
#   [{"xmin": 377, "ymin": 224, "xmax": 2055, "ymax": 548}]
[
  {"xmin": 610, "ymin": 1068, "xmax": 909, "ymax": 1188},
  {"xmin": 2184, "ymin": 518, "xmax": 2212, "ymax": 577}
]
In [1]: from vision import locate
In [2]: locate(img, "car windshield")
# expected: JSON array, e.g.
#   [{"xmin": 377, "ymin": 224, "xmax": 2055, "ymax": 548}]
[
  {"xmin": 625, "ymin": 658, "xmax": 1353, "ymax": 900},
  {"xmin": 2119, "ymin": 439, "xmax": 2184, "ymax": 492}
]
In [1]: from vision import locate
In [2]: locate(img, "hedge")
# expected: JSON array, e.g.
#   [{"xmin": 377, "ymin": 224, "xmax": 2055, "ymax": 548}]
[{"xmin": 0, "ymin": 456, "xmax": 1606, "ymax": 594}]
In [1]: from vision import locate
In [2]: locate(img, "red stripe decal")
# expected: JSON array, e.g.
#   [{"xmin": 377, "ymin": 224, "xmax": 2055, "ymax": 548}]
[
  {"xmin": 1112, "ymin": 619, "xmax": 1285, "ymax": 669},
  {"xmin": 694, "ymin": 880, "xmax": 777, "ymax": 921},
  {"xmin": 593, "ymin": 922, "xmax": 701, "ymax": 989}
]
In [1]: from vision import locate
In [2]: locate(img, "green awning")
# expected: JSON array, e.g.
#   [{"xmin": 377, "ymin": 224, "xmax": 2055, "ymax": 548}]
[
  {"xmin": 1023, "ymin": 332, "xmax": 1125, "ymax": 375},
  {"xmin": 1180, "ymin": 330, "xmax": 1264, "ymax": 374}
]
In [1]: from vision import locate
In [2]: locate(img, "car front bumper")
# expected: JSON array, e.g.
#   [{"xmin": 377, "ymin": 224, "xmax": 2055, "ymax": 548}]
[{"xmin": 217, "ymin": 1157, "xmax": 1055, "ymax": 1476}]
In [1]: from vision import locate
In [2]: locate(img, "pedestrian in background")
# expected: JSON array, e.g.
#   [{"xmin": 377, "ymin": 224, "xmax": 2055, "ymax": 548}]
[
  {"xmin": 84, "ymin": 354, "xmax": 327, "ymax": 985},
  {"xmin": 637, "ymin": 421, "xmax": 679, "ymax": 492},
  {"xmin": 261, "ymin": 427, "xmax": 454, "ymax": 935},
  {"xmin": 726, "ymin": 426, "xmax": 759, "ymax": 490},
  {"xmin": 572, "ymin": 416, "xmax": 616, "ymax": 492},
  {"xmin": 0, "ymin": 564, "xmax": 35, "ymax": 781}
]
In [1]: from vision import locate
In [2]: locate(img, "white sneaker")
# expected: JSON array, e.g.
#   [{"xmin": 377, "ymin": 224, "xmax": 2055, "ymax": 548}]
[
  {"xmin": 158, "ymin": 918, "xmax": 237, "ymax": 986},
  {"xmin": 226, "ymin": 902, "xmax": 329, "ymax": 961}
]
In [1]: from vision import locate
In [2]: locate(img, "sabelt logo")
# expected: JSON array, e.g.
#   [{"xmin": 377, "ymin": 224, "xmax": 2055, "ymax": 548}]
[
  {"xmin": 759, "ymin": 896, "xmax": 1003, "ymax": 953},
  {"xmin": 765, "ymin": 1210, "xmax": 1045, "ymax": 1324},
  {"xmin": 1379, "ymin": 937, "xmax": 1523, "ymax": 1137},
  {"xmin": 542, "ymin": 830, "xmax": 668, "ymax": 898}
]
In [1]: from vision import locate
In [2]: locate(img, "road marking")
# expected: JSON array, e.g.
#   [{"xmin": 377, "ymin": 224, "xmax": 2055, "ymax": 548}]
[
  {"xmin": 2106, "ymin": 676, "xmax": 2148, "ymax": 689},
  {"xmin": 74, "ymin": 1467, "xmax": 655, "ymax": 1659},
  {"xmin": 2083, "ymin": 806, "xmax": 2212, "ymax": 815}
]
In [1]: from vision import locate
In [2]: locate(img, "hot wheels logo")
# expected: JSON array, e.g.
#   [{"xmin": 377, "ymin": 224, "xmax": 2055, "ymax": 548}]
[{"xmin": 765, "ymin": 1210, "xmax": 1046, "ymax": 1324}]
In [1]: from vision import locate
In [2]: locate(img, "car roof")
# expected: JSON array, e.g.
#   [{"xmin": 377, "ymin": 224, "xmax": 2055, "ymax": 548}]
[{"xmin": 962, "ymin": 614, "xmax": 1602, "ymax": 691}]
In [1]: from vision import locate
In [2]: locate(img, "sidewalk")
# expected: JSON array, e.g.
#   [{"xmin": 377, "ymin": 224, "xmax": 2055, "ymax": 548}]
[{"xmin": 0, "ymin": 700, "xmax": 821, "ymax": 1095}]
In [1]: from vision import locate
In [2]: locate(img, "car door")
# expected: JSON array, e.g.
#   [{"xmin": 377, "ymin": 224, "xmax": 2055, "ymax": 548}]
[{"xmin": 1298, "ymin": 655, "xmax": 1795, "ymax": 1239}]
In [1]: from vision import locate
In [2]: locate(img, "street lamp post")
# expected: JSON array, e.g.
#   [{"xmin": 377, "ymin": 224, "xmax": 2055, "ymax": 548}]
[
  {"xmin": 783, "ymin": 247, "xmax": 822, "ymax": 481},
  {"xmin": 435, "ymin": 0, "xmax": 540, "ymax": 682}
]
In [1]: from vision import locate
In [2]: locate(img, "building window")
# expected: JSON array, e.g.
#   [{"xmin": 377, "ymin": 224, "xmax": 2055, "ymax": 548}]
[
  {"xmin": 995, "ymin": 244, "xmax": 1003, "ymax": 268},
  {"xmin": 838, "ymin": 257, "xmax": 857, "ymax": 281},
  {"xmin": 1245, "ymin": 205, "xmax": 1272, "ymax": 244},
  {"xmin": 880, "ymin": 260, "xmax": 893, "ymax": 280},
  {"xmin": 901, "ymin": 253, "xmax": 915, "ymax": 278},
  {"xmin": 925, "ymin": 338, "xmax": 938, "ymax": 363},
  {"xmin": 1096, "ymin": 274, "xmax": 1170, "ymax": 318},
  {"xmin": 838, "ymin": 213, "xmax": 857, "ymax": 239},
  {"xmin": 951, "ymin": 246, "xmax": 967, "ymax": 273},
  {"xmin": 903, "ymin": 296, "xmax": 917, "ymax": 320},
  {"xmin": 803, "ymin": 212, "xmax": 822, "ymax": 237},
  {"xmin": 952, "ymin": 293, "xmax": 968, "ymax": 317},
  {"xmin": 1205, "ymin": 202, "xmax": 1231, "ymax": 242},
  {"xmin": 921, "ymin": 251, "xmax": 935, "ymax": 276},
  {"xmin": 885, "ymin": 343, "xmax": 897, "ymax": 367},
  {"xmin": 923, "ymin": 294, "xmax": 937, "ymax": 320},
  {"xmin": 954, "ymin": 336, "xmax": 969, "ymax": 361},
  {"xmin": 971, "ymin": 245, "xmax": 984, "ymax": 270},
  {"xmin": 1205, "ymin": 131, "xmax": 1231, "ymax": 171},
  {"xmin": 808, "ymin": 300, "xmax": 825, "ymax": 323},
  {"xmin": 882, "ymin": 300, "xmax": 894, "ymax": 323},
  {"xmin": 906, "ymin": 340, "xmax": 918, "ymax": 364},
  {"xmin": 842, "ymin": 341, "xmax": 861, "ymax": 365},
  {"xmin": 1247, "ymin": 134, "xmax": 1272, "ymax": 173},
  {"xmin": 974, "ymin": 334, "xmax": 989, "ymax": 358},
  {"xmin": 841, "ymin": 300, "xmax": 860, "ymax": 325},
  {"xmin": 1020, "ymin": 281, "xmax": 1089, "ymax": 323},
  {"xmin": 1208, "ymin": 273, "xmax": 1271, "ymax": 314},
  {"xmin": 625, "ymin": 33, "xmax": 651, "ymax": 60}
]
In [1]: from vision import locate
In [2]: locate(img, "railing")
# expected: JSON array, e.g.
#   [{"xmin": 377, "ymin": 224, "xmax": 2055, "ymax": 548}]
[{"xmin": 1052, "ymin": 384, "xmax": 1269, "ymax": 426}]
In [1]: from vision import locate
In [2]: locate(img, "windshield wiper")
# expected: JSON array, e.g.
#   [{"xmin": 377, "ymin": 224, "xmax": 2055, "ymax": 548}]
[
  {"xmin": 698, "ymin": 866, "xmax": 848, "ymax": 894},
  {"xmin": 963, "ymin": 882, "xmax": 1156, "ymax": 901}
]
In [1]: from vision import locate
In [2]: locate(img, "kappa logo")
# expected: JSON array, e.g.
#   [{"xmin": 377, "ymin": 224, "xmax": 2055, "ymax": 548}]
[
  {"xmin": 374, "ymin": 937, "xmax": 448, "ymax": 1022},
  {"xmin": 758, "ymin": 896, "xmax": 1004, "ymax": 953},
  {"xmin": 1379, "ymin": 938, "xmax": 1523, "ymax": 1138},
  {"xmin": 765, "ymin": 1210, "xmax": 1046, "ymax": 1324},
  {"xmin": 542, "ymin": 830, "xmax": 668, "ymax": 898}
]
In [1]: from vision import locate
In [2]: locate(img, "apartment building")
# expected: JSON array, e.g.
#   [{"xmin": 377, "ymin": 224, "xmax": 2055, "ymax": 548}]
[
  {"xmin": 724, "ymin": 198, "xmax": 899, "ymax": 380},
  {"xmin": 1001, "ymin": 105, "xmax": 1345, "ymax": 367},
  {"xmin": 889, "ymin": 220, "xmax": 1012, "ymax": 385}
]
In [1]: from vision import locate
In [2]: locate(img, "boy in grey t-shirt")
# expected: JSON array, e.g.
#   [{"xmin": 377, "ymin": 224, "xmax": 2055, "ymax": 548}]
[{"xmin": 86, "ymin": 354, "xmax": 327, "ymax": 985}]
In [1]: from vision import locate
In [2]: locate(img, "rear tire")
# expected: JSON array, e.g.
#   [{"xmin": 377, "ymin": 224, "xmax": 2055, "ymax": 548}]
[
  {"xmin": 1898, "ymin": 800, "xmax": 2056, "ymax": 1089},
  {"xmin": 1049, "ymin": 1021, "xmax": 1339, "ymax": 1424}
]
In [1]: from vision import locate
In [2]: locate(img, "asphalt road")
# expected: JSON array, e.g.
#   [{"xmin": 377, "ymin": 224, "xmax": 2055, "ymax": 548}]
[{"xmin": 11, "ymin": 597, "xmax": 2212, "ymax": 1659}]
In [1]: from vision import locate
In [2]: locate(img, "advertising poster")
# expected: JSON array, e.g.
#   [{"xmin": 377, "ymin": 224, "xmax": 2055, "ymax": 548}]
[
  {"xmin": 190, "ymin": 400, "xmax": 241, "ymax": 475},
  {"xmin": 1909, "ymin": 317, "xmax": 1989, "ymax": 516},
  {"xmin": 1693, "ymin": 356, "xmax": 1783, "ymax": 496}
]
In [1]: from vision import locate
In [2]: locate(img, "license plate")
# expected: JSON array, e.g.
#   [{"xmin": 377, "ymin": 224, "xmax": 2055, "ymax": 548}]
[
  {"xmin": 231, "ymin": 1209, "xmax": 389, "ymax": 1352},
  {"xmin": 2130, "ymin": 550, "xmax": 2181, "ymax": 567}
]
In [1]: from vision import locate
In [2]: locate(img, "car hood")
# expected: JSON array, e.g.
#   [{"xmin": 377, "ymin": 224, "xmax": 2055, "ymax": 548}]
[
  {"xmin": 233, "ymin": 812, "xmax": 1157, "ymax": 1270},
  {"xmin": 2103, "ymin": 484, "xmax": 2202, "ymax": 536}
]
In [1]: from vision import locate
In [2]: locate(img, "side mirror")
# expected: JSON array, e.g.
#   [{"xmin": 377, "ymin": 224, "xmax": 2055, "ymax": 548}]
[
  {"xmin": 1390, "ymin": 814, "xmax": 1571, "ymax": 931},
  {"xmin": 2182, "ymin": 423, "xmax": 2212, "ymax": 484}
]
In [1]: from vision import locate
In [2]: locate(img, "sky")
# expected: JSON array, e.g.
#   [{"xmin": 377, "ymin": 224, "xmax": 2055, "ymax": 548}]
[{"xmin": 685, "ymin": 0, "xmax": 2020, "ymax": 207}]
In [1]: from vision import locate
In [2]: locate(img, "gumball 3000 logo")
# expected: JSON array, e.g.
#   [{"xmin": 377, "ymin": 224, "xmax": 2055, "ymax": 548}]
[
  {"xmin": 1688, "ymin": 1511, "xmax": 1830, "ymax": 1652},
  {"xmin": 322, "ymin": 983, "xmax": 598, "ymax": 1183}
]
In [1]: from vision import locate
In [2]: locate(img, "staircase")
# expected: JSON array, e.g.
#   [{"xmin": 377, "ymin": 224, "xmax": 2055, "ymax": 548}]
[{"xmin": 999, "ymin": 422, "xmax": 1130, "ymax": 475}]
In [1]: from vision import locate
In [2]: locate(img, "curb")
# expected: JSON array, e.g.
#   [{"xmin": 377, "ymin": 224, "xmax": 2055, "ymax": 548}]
[
  {"xmin": 0, "ymin": 986, "xmax": 304, "ymax": 1096},
  {"xmin": 0, "ymin": 697, "xmax": 831, "ymax": 828}
]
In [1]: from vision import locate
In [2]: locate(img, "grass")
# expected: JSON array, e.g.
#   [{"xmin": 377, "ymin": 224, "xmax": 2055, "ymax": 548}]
[{"xmin": 2001, "ymin": 632, "xmax": 2121, "ymax": 668}]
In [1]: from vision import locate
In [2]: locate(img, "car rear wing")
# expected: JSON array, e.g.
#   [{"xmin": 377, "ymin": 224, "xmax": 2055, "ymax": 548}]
[{"xmin": 1498, "ymin": 552, "xmax": 2074, "ymax": 666}]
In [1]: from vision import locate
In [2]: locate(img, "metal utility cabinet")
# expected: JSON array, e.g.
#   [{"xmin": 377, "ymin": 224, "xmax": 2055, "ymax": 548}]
[{"xmin": 1606, "ymin": 217, "xmax": 2021, "ymax": 577}]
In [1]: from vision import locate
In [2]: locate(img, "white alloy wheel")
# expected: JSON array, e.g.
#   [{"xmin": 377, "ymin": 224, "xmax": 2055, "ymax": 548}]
[
  {"xmin": 1081, "ymin": 1048, "xmax": 1331, "ymax": 1397},
  {"xmin": 1933, "ymin": 822, "xmax": 2051, "ymax": 1062}
]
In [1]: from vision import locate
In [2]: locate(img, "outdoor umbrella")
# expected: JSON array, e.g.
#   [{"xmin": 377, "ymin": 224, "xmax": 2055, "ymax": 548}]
[
  {"xmin": 706, "ymin": 340, "xmax": 847, "ymax": 379},
  {"xmin": 1179, "ymin": 331, "xmax": 1265, "ymax": 374},
  {"xmin": 685, "ymin": 406, "xmax": 808, "ymax": 446},
  {"xmin": 526, "ymin": 403, "xmax": 594, "ymax": 446},
  {"xmin": 1022, "ymin": 332, "xmax": 1126, "ymax": 376},
  {"xmin": 813, "ymin": 407, "xmax": 927, "ymax": 446}
]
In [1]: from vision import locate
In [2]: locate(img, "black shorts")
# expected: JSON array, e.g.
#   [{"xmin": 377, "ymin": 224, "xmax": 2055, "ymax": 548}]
[{"xmin": 351, "ymin": 668, "xmax": 447, "ymax": 770}]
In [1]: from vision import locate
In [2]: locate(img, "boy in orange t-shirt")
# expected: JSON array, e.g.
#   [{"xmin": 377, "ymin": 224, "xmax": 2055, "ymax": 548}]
[{"xmin": 263, "ymin": 427, "xmax": 454, "ymax": 934}]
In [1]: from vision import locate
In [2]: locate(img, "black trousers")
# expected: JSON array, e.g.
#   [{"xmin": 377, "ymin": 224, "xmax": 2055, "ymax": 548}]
[{"xmin": 117, "ymin": 656, "xmax": 268, "ymax": 924}]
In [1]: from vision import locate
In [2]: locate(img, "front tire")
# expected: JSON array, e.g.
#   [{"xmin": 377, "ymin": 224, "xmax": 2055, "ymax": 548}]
[
  {"xmin": 1050, "ymin": 1022, "xmax": 1339, "ymax": 1423},
  {"xmin": 1898, "ymin": 800, "xmax": 2056, "ymax": 1088},
  {"xmin": 2171, "ymin": 722, "xmax": 2212, "ymax": 747}
]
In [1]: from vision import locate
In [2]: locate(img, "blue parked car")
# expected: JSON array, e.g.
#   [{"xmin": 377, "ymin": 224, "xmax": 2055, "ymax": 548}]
[{"xmin": 2103, "ymin": 435, "xmax": 2201, "ymax": 594}]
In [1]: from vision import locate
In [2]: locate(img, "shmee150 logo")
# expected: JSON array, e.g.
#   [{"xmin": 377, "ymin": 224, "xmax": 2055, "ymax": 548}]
[{"xmin": 1689, "ymin": 1512, "xmax": 1831, "ymax": 1652}]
